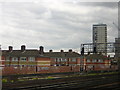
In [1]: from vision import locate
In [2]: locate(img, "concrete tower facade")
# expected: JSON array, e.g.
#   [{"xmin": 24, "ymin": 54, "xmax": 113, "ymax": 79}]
[
  {"xmin": 93, "ymin": 24, "xmax": 107, "ymax": 55},
  {"xmin": 115, "ymin": 1, "xmax": 120, "ymax": 64}
]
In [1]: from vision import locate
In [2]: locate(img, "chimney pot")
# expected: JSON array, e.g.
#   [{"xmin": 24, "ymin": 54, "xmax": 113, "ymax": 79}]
[
  {"xmin": 69, "ymin": 49, "xmax": 72, "ymax": 52},
  {"xmin": 81, "ymin": 47, "xmax": 84, "ymax": 55},
  {"xmin": 21, "ymin": 45, "xmax": 26, "ymax": 52},
  {"xmin": 39, "ymin": 46, "xmax": 44, "ymax": 54},
  {"xmin": 49, "ymin": 50, "xmax": 53, "ymax": 52},
  {"xmin": 61, "ymin": 50, "xmax": 64, "ymax": 52},
  {"xmin": 9, "ymin": 46, "xmax": 13, "ymax": 52}
]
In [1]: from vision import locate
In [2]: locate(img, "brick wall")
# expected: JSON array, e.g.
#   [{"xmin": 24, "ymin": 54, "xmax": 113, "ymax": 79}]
[{"xmin": 2, "ymin": 65, "xmax": 81, "ymax": 75}]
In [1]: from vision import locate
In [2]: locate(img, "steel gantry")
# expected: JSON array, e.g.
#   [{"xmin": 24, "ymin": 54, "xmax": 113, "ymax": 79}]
[{"xmin": 80, "ymin": 42, "xmax": 117, "ymax": 55}]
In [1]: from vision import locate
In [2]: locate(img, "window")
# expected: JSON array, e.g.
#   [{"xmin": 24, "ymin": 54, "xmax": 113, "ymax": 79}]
[
  {"xmin": 86, "ymin": 59, "xmax": 91, "ymax": 62},
  {"xmin": 64, "ymin": 59, "xmax": 67, "ymax": 62},
  {"xmin": 92, "ymin": 59, "xmax": 97, "ymax": 63},
  {"xmin": 61, "ymin": 58, "xmax": 64, "ymax": 62},
  {"xmin": 61, "ymin": 58, "xmax": 67, "ymax": 62},
  {"xmin": 70, "ymin": 64, "xmax": 76, "ymax": 66},
  {"xmin": 20, "ymin": 57, "xmax": 27, "ymax": 61},
  {"xmin": 6, "ymin": 57, "xmax": 10, "ymax": 61},
  {"xmin": 55, "ymin": 58, "xmax": 57, "ymax": 62},
  {"xmin": 57, "ymin": 58, "xmax": 61, "ymax": 62},
  {"xmin": 71, "ymin": 58, "xmax": 76, "ymax": 62},
  {"xmin": 12, "ymin": 57, "xmax": 18, "ymax": 61},
  {"xmin": 98, "ymin": 59, "xmax": 103, "ymax": 63},
  {"xmin": 40, "ymin": 67, "xmax": 49, "ymax": 70},
  {"xmin": 28, "ymin": 57, "xmax": 35, "ymax": 61}
]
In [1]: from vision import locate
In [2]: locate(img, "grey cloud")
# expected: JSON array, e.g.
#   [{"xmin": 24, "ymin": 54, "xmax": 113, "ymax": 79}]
[
  {"xmin": 74, "ymin": 2, "xmax": 118, "ymax": 9},
  {"xmin": 0, "ymin": 1, "xmax": 118, "ymax": 52}
]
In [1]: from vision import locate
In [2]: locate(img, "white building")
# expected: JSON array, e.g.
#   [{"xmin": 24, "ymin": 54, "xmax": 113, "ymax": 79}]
[{"xmin": 93, "ymin": 24, "xmax": 107, "ymax": 55}]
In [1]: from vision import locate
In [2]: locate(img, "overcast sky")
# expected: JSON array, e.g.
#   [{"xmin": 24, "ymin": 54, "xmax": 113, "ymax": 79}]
[{"xmin": 0, "ymin": 0, "xmax": 118, "ymax": 53}]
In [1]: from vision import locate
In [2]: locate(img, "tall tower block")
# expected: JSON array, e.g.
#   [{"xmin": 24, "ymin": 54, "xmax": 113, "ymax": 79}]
[{"xmin": 93, "ymin": 24, "xmax": 107, "ymax": 55}]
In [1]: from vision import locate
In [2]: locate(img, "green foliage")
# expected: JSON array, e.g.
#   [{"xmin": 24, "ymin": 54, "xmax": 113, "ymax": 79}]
[
  {"xmin": 46, "ymin": 76, "xmax": 54, "ymax": 79},
  {"xmin": 2, "ymin": 79, "xmax": 7, "ymax": 83},
  {"xmin": 11, "ymin": 80, "xmax": 14, "ymax": 83}
]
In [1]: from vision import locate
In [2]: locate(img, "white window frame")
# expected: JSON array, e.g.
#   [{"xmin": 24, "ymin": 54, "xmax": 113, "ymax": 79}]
[
  {"xmin": 28, "ymin": 57, "xmax": 35, "ymax": 61},
  {"xmin": 12, "ymin": 57, "xmax": 18, "ymax": 61},
  {"xmin": 87, "ymin": 59, "xmax": 91, "ymax": 63},
  {"xmin": 55, "ymin": 58, "xmax": 57, "ymax": 62},
  {"xmin": 57, "ymin": 58, "xmax": 61, "ymax": 62},
  {"xmin": 98, "ymin": 59, "xmax": 103, "ymax": 63},
  {"xmin": 92, "ymin": 59, "xmax": 97, "ymax": 63},
  {"xmin": 6, "ymin": 57, "xmax": 10, "ymax": 61},
  {"xmin": 71, "ymin": 58, "xmax": 76, "ymax": 62},
  {"xmin": 61, "ymin": 58, "xmax": 63, "ymax": 62},
  {"xmin": 64, "ymin": 59, "xmax": 67, "ymax": 62}
]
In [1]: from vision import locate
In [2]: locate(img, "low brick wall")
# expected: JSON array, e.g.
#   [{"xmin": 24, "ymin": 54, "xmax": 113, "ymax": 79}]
[
  {"xmin": 2, "ymin": 67, "xmax": 36, "ymax": 75},
  {"xmin": 2, "ymin": 65, "xmax": 117, "ymax": 76},
  {"xmin": 2, "ymin": 66, "xmax": 81, "ymax": 75}
]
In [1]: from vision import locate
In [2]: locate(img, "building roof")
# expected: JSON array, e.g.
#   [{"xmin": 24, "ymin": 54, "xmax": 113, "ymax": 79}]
[
  {"xmin": 44, "ymin": 52, "xmax": 80, "ymax": 58},
  {"xmin": 2, "ymin": 50, "xmax": 80, "ymax": 58},
  {"xmin": 93, "ymin": 24, "xmax": 107, "ymax": 26},
  {"xmin": 2, "ymin": 50, "xmax": 48, "ymax": 57},
  {"xmin": 85, "ymin": 54, "xmax": 108, "ymax": 60}
]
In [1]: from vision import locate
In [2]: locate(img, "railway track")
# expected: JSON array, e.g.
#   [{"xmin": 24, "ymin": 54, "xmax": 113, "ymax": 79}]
[{"xmin": 2, "ymin": 73, "xmax": 119, "ymax": 90}]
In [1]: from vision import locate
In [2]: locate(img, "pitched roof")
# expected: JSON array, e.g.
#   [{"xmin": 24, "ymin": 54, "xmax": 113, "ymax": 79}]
[
  {"xmin": 85, "ymin": 54, "xmax": 108, "ymax": 60},
  {"xmin": 44, "ymin": 52, "xmax": 80, "ymax": 58},
  {"xmin": 2, "ymin": 50, "xmax": 80, "ymax": 58},
  {"xmin": 2, "ymin": 50, "xmax": 47, "ymax": 57}
]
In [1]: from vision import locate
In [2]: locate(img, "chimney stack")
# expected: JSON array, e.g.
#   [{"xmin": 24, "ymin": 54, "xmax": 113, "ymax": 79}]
[
  {"xmin": 93, "ymin": 46, "xmax": 97, "ymax": 54},
  {"xmin": 21, "ymin": 45, "xmax": 26, "ymax": 52},
  {"xmin": 49, "ymin": 50, "xmax": 53, "ymax": 52},
  {"xmin": 60, "ymin": 50, "xmax": 64, "ymax": 52},
  {"xmin": 39, "ymin": 46, "xmax": 44, "ymax": 54},
  {"xmin": 8, "ymin": 46, "xmax": 13, "ymax": 52},
  {"xmin": 81, "ymin": 47, "xmax": 84, "ymax": 55},
  {"xmin": 69, "ymin": 49, "xmax": 72, "ymax": 53}
]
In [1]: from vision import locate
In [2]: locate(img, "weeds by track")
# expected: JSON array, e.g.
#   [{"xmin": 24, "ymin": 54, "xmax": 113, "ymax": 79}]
[{"xmin": 2, "ymin": 72, "xmax": 119, "ymax": 90}]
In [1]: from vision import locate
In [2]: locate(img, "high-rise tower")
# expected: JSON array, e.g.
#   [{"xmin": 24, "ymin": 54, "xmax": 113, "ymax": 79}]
[
  {"xmin": 93, "ymin": 24, "xmax": 107, "ymax": 55},
  {"xmin": 115, "ymin": 1, "xmax": 120, "ymax": 64}
]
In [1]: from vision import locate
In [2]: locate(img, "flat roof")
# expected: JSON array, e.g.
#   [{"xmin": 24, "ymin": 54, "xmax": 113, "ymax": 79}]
[{"xmin": 93, "ymin": 24, "xmax": 107, "ymax": 26}]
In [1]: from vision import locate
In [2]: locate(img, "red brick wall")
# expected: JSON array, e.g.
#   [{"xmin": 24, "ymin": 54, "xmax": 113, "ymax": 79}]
[
  {"xmin": 84, "ymin": 64, "xmax": 118, "ymax": 71},
  {"xmin": 2, "ymin": 67, "xmax": 36, "ymax": 75},
  {"xmin": 2, "ymin": 65, "xmax": 81, "ymax": 75},
  {"xmin": 36, "ymin": 57, "xmax": 51, "ymax": 61}
]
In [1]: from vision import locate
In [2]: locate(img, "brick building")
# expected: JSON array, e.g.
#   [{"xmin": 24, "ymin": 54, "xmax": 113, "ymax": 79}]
[
  {"xmin": 1, "ymin": 45, "xmax": 117, "ymax": 75},
  {"xmin": 82, "ymin": 54, "xmax": 112, "ymax": 71},
  {"xmin": 2, "ymin": 45, "xmax": 81, "ymax": 75}
]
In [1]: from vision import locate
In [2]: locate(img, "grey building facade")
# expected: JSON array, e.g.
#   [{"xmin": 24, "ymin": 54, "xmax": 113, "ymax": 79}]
[{"xmin": 93, "ymin": 24, "xmax": 107, "ymax": 55}]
